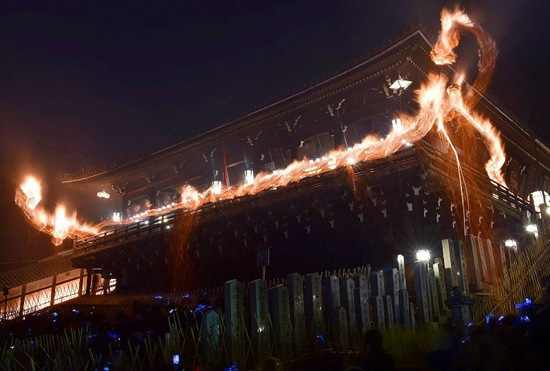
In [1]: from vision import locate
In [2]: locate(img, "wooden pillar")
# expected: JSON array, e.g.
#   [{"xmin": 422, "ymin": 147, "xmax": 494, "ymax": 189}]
[
  {"xmin": 122, "ymin": 194, "xmax": 129, "ymax": 218},
  {"xmin": 149, "ymin": 186, "xmax": 158, "ymax": 209},
  {"xmin": 19, "ymin": 284, "xmax": 26, "ymax": 318},
  {"xmin": 50, "ymin": 275, "xmax": 57, "ymax": 306},
  {"xmin": 2, "ymin": 287, "xmax": 9, "ymax": 320},
  {"xmin": 78, "ymin": 269, "xmax": 85, "ymax": 296},
  {"xmin": 103, "ymin": 275, "xmax": 111, "ymax": 294},
  {"xmin": 85, "ymin": 268, "xmax": 92, "ymax": 296}
]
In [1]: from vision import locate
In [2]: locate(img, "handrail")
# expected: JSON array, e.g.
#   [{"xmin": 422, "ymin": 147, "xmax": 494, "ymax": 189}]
[{"xmin": 73, "ymin": 211, "xmax": 179, "ymax": 256}]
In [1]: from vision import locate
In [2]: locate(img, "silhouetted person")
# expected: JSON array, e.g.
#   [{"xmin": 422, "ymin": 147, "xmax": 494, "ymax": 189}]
[
  {"xmin": 426, "ymin": 349, "xmax": 451, "ymax": 371},
  {"xmin": 530, "ymin": 284, "xmax": 550, "ymax": 367},
  {"xmin": 259, "ymin": 357, "xmax": 283, "ymax": 371},
  {"xmin": 359, "ymin": 329, "xmax": 395, "ymax": 371}
]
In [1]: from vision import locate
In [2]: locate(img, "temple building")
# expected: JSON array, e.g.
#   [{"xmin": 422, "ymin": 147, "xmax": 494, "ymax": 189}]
[
  {"xmin": 57, "ymin": 28, "xmax": 550, "ymax": 291},
  {"xmin": 3, "ymin": 28, "xmax": 550, "ymax": 320}
]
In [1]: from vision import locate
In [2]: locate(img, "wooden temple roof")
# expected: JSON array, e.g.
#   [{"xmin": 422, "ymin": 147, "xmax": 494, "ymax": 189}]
[{"xmin": 58, "ymin": 29, "xmax": 550, "ymax": 201}]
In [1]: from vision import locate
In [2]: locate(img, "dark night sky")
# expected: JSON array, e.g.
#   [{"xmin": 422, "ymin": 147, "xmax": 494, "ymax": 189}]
[{"xmin": 1, "ymin": 1, "xmax": 549, "ymax": 265}]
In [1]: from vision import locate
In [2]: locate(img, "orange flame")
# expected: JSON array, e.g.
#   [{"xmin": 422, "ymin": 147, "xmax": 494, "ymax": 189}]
[
  {"xmin": 431, "ymin": 6, "xmax": 505, "ymax": 187},
  {"xmin": 16, "ymin": 7, "xmax": 508, "ymax": 245},
  {"xmin": 431, "ymin": 7, "xmax": 474, "ymax": 66},
  {"xmin": 15, "ymin": 177, "xmax": 98, "ymax": 245},
  {"xmin": 169, "ymin": 73, "xmax": 457, "ymax": 213},
  {"xmin": 20, "ymin": 176, "xmax": 42, "ymax": 210}
]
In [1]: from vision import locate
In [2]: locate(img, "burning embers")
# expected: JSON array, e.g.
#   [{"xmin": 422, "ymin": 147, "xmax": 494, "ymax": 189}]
[
  {"xmin": 15, "ymin": 176, "xmax": 98, "ymax": 245},
  {"xmin": 16, "ymin": 7, "xmax": 507, "ymax": 245}
]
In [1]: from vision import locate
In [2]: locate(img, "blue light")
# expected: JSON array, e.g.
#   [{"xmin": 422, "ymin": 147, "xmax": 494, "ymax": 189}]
[
  {"xmin": 72, "ymin": 309, "xmax": 80, "ymax": 314},
  {"xmin": 224, "ymin": 363, "xmax": 239, "ymax": 371},
  {"xmin": 315, "ymin": 334, "xmax": 327, "ymax": 344},
  {"xmin": 172, "ymin": 354, "xmax": 180, "ymax": 365},
  {"xmin": 107, "ymin": 332, "xmax": 119, "ymax": 339},
  {"xmin": 520, "ymin": 315, "xmax": 531, "ymax": 323},
  {"xmin": 516, "ymin": 298, "xmax": 533, "ymax": 309},
  {"xmin": 154, "ymin": 295, "xmax": 162, "ymax": 299},
  {"xmin": 193, "ymin": 303, "xmax": 212, "ymax": 314},
  {"xmin": 184, "ymin": 293, "xmax": 190, "ymax": 298},
  {"xmin": 52, "ymin": 312, "xmax": 58, "ymax": 317}
]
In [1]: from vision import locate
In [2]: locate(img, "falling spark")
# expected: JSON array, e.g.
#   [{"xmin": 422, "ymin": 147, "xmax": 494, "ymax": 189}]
[{"xmin": 16, "ymin": 7, "xmax": 507, "ymax": 245}]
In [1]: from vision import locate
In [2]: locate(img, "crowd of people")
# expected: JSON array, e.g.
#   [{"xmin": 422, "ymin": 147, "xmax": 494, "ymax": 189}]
[{"xmin": 0, "ymin": 285, "xmax": 549, "ymax": 370}]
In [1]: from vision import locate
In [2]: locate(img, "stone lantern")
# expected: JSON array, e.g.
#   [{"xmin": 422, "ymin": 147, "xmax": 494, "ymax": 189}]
[{"xmin": 445, "ymin": 286, "xmax": 476, "ymax": 336}]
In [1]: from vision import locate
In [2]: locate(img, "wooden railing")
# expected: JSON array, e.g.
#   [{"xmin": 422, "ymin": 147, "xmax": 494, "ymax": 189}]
[
  {"xmin": 72, "ymin": 143, "xmax": 533, "ymax": 261},
  {"xmin": 73, "ymin": 211, "xmax": 179, "ymax": 256}
]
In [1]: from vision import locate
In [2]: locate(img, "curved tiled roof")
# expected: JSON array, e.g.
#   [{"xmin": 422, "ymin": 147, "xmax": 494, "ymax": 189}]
[
  {"xmin": 57, "ymin": 27, "xmax": 550, "ymax": 197},
  {"xmin": 0, "ymin": 256, "xmax": 74, "ymax": 289},
  {"xmin": 58, "ymin": 29, "xmax": 431, "ymax": 185}
]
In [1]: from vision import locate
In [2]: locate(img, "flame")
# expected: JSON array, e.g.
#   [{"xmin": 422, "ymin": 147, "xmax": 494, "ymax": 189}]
[
  {"xmin": 432, "ymin": 6, "xmax": 498, "ymax": 107},
  {"xmin": 167, "ymin": 73, "xmax": 455, "ymax": 213},
  {"xmin": 20, "ymin": 176, "xmax": 42, "ymax": 210},
  {"xmin": 431, "ymin": 6, "xmax": 505, "ymax": 187},
  {"xmin": 52, "ymin": 206, "xmax": 71, "ymax": 246},
  {"xmin": 15, "ymin": 177, "xmax": 98, "ymax": 245},
  {"xmin": 452, "ymin": 90, "xmax": 507, "ymax": 186},
  {"xmin": 180, "ymin": 185, "xmax": 202, "ymax": 210},
  {"xmin": 16, "ymin": 7, "xmax": 508, "ymax": 245},
  {"xmin": 431, "ymin": 7, "xmax": 474, "ymax": 66}
]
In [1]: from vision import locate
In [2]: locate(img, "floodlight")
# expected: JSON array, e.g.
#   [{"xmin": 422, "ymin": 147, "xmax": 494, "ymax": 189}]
[
  {"xmin": 244, "ymin": 170, "xmax": 254, "ymax": 185},
  {"xmin": 416, "ymin": 249, "xmax": 431, "ymax": 262},
  {"xmin": 389, "ymin": 78, "xmax": 412, "ymax": 91},
  {"xmin": 112, "ymin": 212, "xmax": 121, "ymax": 223},
  {"xmin": 97, "ymin": 191, "xmax": 110, "ymax": 199},
  {"xmin": 211, "ymin": 180, "xmax": 222, "ymax": 195},
  {"xmin": 504, "ymin": 239, "xmax": 517, "ymax": 248},
  {"xmin": 392, "ymin": 118, "xmax": 403, "ymax": 132}
]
